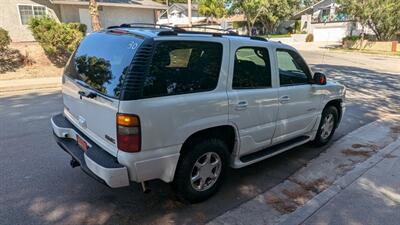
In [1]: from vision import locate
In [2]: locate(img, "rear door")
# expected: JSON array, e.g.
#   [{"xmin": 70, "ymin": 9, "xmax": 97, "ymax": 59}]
[
  {"xmin": 227, "ymin": 42, "xmax": 279, "ymax": 156},
  {"xmin": 62, "ymin": 32, "xmax": 143, "ymax": 156}
]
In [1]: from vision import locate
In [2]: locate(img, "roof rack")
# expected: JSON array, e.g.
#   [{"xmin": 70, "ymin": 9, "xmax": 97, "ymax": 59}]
[
  {"xmin": 107, "ymin": 23, "xmax": 268, "ymax": 42},
  {"xmin": 107, "ymin": 23, "xmax": 185, "ymax": 32},
  {"xmin": 179, "ymin": 25, "xmax": 239, "ymax": 35}
]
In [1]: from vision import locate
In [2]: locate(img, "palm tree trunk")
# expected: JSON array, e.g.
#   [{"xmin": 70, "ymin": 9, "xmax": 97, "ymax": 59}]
[
  {"xmin": 89, "ymin": 0, "xmax": 101, "ymax": 32},
  {"xmin": 187, "ymin": 0, "xmax": 192, "ymax": 27}
]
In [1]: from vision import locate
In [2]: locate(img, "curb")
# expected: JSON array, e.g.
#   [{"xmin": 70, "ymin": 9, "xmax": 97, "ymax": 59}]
[
  {"xmin": 0, "ymin": 83, "xmax": 61, "ymax": 93},
  {"xmin": 277, "ymin": 138, "xmax": 400, "ymax": 225},
  {"xmin": 0, "ymin": 77, "xmax": 61, "ymax": 93}
]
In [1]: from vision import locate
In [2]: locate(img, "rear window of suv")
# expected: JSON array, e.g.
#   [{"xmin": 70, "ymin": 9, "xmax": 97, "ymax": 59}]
[
  {"xmin": 64, "ymin": 32, "xmax": 143, "ymax": 98},
  {"xmin": 142, "ymin": 41, "xmax": 223, "ymax": 98}
]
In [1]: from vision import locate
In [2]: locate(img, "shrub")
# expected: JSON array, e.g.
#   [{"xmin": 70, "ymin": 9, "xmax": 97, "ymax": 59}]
[
  {"xmin": 342, "ymin": 36, "xmax": 361, "ymax": 42},
  {"xmin": 0, "ymin": 27, "xmax": 11, "ymax": 49},
  {"xmin": 28, "ymin": 16, "xmax": 86, "ymax": 64},
  {"xmin": 305, "ymin": 34, "xmax": 314, "ymax": 42}
]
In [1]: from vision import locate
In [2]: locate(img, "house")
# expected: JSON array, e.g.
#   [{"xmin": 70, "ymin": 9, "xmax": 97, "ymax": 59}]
[
  {"xmin": 293, "ymin": 0, "xmax": 372, "ymax": 42},
  {"xmin": 157, "ymin": 3, "xmax": 207, "ymax": 26},
  {"xmin": 0, "ymin": 0, "xmax": 167, "ymax": 42}
]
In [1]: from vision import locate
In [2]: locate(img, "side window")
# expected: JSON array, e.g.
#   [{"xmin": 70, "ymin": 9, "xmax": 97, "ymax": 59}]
[
  {"xmin": 143, "ymin": 41, "xmax": 223, "ymax": 97},
  {"xmin": 233, "ymin": 47, "xmax": 271, "ymax": 89},
  {"xmin": 277, "ymin": 49, "xmax": 311, "ymax": 86}
]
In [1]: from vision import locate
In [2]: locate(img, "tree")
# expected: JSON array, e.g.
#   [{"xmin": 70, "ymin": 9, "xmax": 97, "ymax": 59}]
[
  {"xmin": 198, "ymin": 0, "xmax": 226, "ymax": 23},
  {"xmin": 258, "ymin": 0, "xmax": 299, "ymax": 34},
  {"xmin": 89, "ymin": 0, "xmax": 101, "ymax": 31},
  {"xmin": 154, "ymin": 0, "xmax": 188, "ymax": 4},
  {"xmin": 338, "ymin": 0, "xmax": 400, "ymax": 41},
  {"xmin": 302, "ymin": 0, "xmax": 319, "ymax": 8},
  {"xmin": 230, "ymin": 0, "xmax": 266, "ymax": 35}
]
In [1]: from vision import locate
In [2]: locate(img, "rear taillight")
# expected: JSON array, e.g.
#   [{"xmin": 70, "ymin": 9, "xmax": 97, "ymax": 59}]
[{"xmin": 117, "ymin": 113, "xmax": 141, "ymax": 152}]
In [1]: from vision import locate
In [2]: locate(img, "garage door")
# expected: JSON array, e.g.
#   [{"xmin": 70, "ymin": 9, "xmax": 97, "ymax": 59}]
[
  {"xmin": 313, "ymin": 27, "xmax": 347, "ymax": 42},
  {"xmin": 79, "ymin": 8, "xmax": 155, "ymax": 33}
]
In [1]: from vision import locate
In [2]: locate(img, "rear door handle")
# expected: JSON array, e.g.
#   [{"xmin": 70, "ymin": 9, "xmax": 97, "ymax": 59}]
[
  {"xmin": 235, "ymin": 100, "xmax": 248, "ymax": 110},
  {"xmin": 279, "ymin": 95, "xmax": 290, "ymax": 104}
]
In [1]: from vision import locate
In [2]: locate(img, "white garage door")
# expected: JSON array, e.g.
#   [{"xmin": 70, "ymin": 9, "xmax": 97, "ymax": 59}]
[
  {"xmin": 79, "ymin": 7, "xmax": 155, "ymax": 33},
  {"xmin": 313, "ymin": 27, "xmax": 347, "ymax": 42}
]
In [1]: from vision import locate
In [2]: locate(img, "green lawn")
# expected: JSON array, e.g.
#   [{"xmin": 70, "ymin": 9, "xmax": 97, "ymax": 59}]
[{"xmin": 261, "ymin": 34, "xmax": 292, "ymax": 39}]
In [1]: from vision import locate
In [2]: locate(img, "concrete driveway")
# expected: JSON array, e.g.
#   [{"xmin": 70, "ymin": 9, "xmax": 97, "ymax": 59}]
[{"xmin": 0, "ymin": 50, "xmax": 399, "ymax": 225}]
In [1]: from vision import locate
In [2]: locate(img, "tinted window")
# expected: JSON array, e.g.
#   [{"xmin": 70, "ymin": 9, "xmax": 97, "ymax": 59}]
[
  {"xmin": 277, "ymin": 49, "xmax": 311, "ymax": 86},
  {"xmin": 233, "ymin": 47, "xmax": 271, "ymax": 89},
  {"xmin": 64, "ymin": 32, "xmax": 143, "ymax": 97},
  {"xmin": 142, "ymin": 41, "xmax": 222, "ymax": 97}
]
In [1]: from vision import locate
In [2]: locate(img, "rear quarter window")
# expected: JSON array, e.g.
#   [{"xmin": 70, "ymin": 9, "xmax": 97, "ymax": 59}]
[{"xmin": 142, "ymin": 41, "xmax": 223, "ymax": 98}]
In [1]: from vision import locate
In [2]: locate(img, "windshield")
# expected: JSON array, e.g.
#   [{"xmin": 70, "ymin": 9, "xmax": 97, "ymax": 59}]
[{"xmin": 64, "ymin": 32, "xmax": 144, "ymax": 98}]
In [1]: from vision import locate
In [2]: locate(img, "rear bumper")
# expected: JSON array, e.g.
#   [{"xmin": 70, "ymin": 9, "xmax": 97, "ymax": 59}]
[{"xmin": 51, "ymin": 113, "xmax": 130, "ymax": 188}]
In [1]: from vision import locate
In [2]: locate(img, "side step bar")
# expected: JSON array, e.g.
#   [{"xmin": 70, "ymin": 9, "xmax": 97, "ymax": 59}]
[{"xmin": 240, "ymin": 136, "xmax": 310, "ymax": 163}]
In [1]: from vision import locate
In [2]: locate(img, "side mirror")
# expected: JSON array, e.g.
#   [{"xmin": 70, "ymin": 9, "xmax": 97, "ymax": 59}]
[{"xmin": 313, "ymin": 72, "xmax": 327, "ymax": 85}]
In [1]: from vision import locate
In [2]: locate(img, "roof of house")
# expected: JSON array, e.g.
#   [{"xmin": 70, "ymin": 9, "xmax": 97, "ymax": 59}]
[
  {"xmin": 292, "ymin": 0, "xmax": 335, "ymax": 19},
  {"xmin": 50, "ymin": 0, "xmax": 168, "ymax": 10},
  {"xmin": 171, "ymin": 3, "xmax": 198, "ymax": 11}
]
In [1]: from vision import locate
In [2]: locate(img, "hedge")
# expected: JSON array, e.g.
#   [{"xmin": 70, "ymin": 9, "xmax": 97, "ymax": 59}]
[{"xmin": 28, "ymin": 16, "xmax": 86, "ymax": 62}]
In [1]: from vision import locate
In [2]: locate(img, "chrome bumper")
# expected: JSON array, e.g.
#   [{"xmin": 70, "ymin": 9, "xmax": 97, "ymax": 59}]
[{"xmin": 51, "ymin": 113, "xmax": 130, "ymax": 188}]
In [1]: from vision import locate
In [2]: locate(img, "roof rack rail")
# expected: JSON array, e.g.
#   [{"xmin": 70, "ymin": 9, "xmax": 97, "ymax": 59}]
[
  {"xmin": 250, "ymin": 36, "xmax": 268, "ymax": 42},
  {"xmin": 106, "ymin": 23, "xmax": 268, "ymax": 42},
  {"xmin": 178, "ymin": 25, "xmax": 239, "ymax": 35},
  {"xmin": 107, "ymin": 23, "xmax": 185, "ymax": 32},
  {"xmin": 158, "ymin": 28, "xmax": 268, "ymax": 42}
]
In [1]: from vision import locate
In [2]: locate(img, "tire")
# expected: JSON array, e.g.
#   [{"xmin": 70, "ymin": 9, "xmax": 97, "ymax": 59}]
[
  {"xmin": 173, "ymin": 138, "xmax": 229, "ymax": 203},
  {"xmin": 312, "ymin": 106, "xmax": 339, "ymax": 146}
]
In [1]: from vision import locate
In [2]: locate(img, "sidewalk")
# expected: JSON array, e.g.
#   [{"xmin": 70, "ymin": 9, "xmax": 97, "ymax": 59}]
[
  {"xmin": 0, "ymin": 77, "xmax": 61, "ymax": 93},
  {"xmin": 209, "ymin": 117, "xmax": 400, "ymax": 225},
  {"xmin": 299, "ymin": 142, "xmax": 400, "ymax": 225}
]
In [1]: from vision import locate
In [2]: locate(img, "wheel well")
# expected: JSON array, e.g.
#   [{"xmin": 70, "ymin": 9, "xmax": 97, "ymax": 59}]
[
  {"xmin": 325, "ymin": 99, "xmax": 342, "ymax": 123},
  {"xmin": 180, "ymin": 125, "xmax": 236, "ymax": 156}
]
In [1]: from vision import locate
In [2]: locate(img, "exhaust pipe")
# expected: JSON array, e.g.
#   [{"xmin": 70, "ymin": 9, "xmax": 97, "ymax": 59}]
[
  {"xmin": 70, "ymin": 158, "xmax": 80, "ymax": 168},
  {"xmin": 141, "ymin": 181, "xmax": 151, "ymax": 193}
]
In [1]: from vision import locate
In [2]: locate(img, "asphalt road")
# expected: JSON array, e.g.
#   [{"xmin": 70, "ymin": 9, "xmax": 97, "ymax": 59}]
[{"xmin": 1, "ymin": 50, "xmax": 399, "ymax": 225}]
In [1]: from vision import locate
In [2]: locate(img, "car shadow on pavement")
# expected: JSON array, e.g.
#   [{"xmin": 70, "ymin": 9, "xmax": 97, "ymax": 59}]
[{"xmin": 1, "ymin": 62, "xmax": 399, "ymax": 225}]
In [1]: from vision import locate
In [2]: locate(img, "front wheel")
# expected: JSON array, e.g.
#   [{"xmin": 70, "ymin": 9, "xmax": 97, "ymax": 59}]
[
  {"xmin": 312, "ymin": 106, "xmax": 338, "ymax": 146},
  {"xmin": 173, "ymin": 139, "xmax": 229, "ymax": 203}
]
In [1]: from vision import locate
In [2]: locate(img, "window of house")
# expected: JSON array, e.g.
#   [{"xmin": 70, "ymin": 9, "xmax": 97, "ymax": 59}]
[
  {"xmin": 18, "ymin": 5, "xmax": 47, "ymax": 25},
  {"xmin": 232, "ymin": 47, "xmax": 271, "ymax": 89},
  {"xmin": 277, "ymin": 49, "xmax": 311, "ymax": 86},
  {"xmin": 142, "ymin": 41, "xmax": 223, "ymax": 97},
  {"xmin": 320, "ymin": 8, "xmax": 330, "ymax": 22}
]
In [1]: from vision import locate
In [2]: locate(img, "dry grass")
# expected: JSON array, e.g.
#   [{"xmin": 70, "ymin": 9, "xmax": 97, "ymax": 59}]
[
  {"xmin": 336, "ymin": 163, "xmax": 354, "ymax": 175},
  {"xmin": 265, "ymin": 195, "xmax": 297, "ymax": 214},
  {"xmin": 290, "ymin": 178, "xmax": 332, "ymax": 194},
  {"xmin": 162, "ymin": 200, "xmax": 185, "ymax": 210},
  {"xmin": 341, "ymin": 148, "xmax": 373, "ymax": 157},
  {"xmin": 281, "ymin": 187, "xmax": 312, "ymax": 205},
  {"xmin": 351, "ymin": 143, "xmax": 380, "ymax": 151},
  {"xmin": 391, "ymin": 126, "xmax": 400, "ymax": 134},
  {"xmin": 0, "ymin": 42, "xmax": 62, "ymax": 80}
]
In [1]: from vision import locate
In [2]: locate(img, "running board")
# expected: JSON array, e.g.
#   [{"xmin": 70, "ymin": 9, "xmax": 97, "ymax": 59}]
[{"xmin": 240, "ymin": 136, "xmax": 310, "ymax": 163}]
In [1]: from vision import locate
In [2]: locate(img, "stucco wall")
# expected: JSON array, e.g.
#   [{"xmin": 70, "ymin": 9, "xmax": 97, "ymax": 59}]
[
  {"xmin": 59, "ymin": 4, "xmax": 81, "ymax": 23},
  {"xmin": 0, "ymin": 0, "xmax": 60, "ymax": 42}
]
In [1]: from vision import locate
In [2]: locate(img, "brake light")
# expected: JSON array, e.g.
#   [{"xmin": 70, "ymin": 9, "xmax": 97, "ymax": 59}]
[{"xmin": 117, "ymin": 113, "xmax": 141, "ymax": 152}]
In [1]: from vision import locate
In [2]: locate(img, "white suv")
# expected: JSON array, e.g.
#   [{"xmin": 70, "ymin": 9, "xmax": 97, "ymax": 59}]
[{"xmin": 51, "ymin": 25, "xmax": 345, "ymax": 203}]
